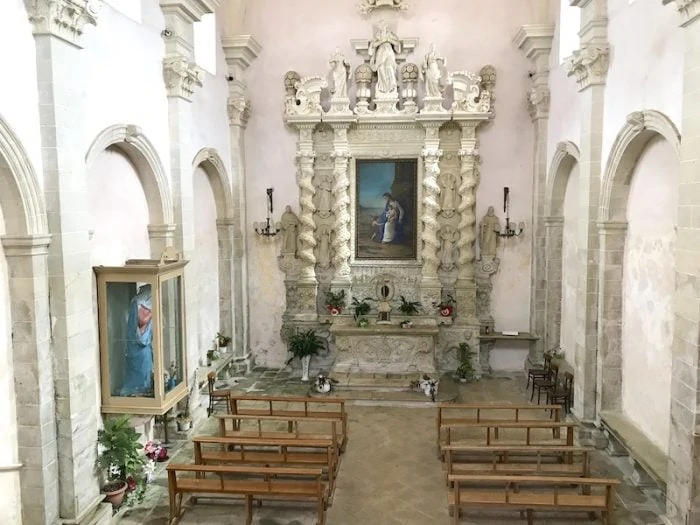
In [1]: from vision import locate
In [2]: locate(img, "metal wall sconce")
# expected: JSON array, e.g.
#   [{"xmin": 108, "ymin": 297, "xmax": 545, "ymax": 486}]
[
  {"xmin": 495, "ymin": 186, "xmax": 524, "ymax": 238},
  {"xmin": 254, "ymin": 188, "xmax": 281, "ymax": 237}
]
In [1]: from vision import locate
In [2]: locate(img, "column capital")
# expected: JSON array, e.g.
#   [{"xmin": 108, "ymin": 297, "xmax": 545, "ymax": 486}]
[
  {"xmin": 162, "ymin": 54, "xmax": 203, "ymax": 101},
  {"xmin": 544, "ymin": 216, "xmax": 565, "ymax": 226},
  {"xmin": 227, "ymin": 96, "xmax": 251, "ymax": 127},
  {"xmin": 147, "ymin": 223, "xmax": 177, "ymax": 237},
  {"xmin": 216, "ymin": 217, "xmax": 236, "ymax": 227},
  {"xmin": 596, "ymin": 220, "xmax": 628, "ymax": 232},
  {"xmin": 25, "ymin": 0, "xmax": 101, "ymax": 48},
  {"xmin": 159, "ymin": 0, "xmax": 219, "ymax": 23},
  {"xmin": 565, "ymin": 45, "xmax": 610, "ymax": 91},
  {"xmin": 527, "ymin": 86, "xmax": 550, "ymax": 121},
  {"xmin": 1, "ymin": 234, "xmax": 51, "ymax": 256},
  {"xmin": 663, "ymin": 0, "xmax": 700, "ymax": 27}
]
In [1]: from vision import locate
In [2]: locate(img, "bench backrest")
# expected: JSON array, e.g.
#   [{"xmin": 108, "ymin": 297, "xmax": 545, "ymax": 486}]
[
  {"xmin": 442, "ymin": 421, "xmax": 576, "ymax": 447},
  {"xmin": 229, "ymin": 395, "xmax": 346, "ymax": 416},
  {"xmin": 216, "ymin": 413, "xmax": 340, "ymax": 441},
  {"xmin": 192, "ymin": 434, "xmax": 335, "ymax": 448}
]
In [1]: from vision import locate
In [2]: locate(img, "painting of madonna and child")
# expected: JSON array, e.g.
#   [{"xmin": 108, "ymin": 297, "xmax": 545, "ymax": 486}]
[{"xmin": 355, "ymin": 159, "xmax": 418, "ymax": 260}]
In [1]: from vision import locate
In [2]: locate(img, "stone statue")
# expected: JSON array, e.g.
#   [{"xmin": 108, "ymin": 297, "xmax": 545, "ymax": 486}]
[
  {"xmin": 280, "ymin": 205, "xmax": 299, "ymax": 256},
  {"xmin": 317, "ymin": 225, "xmax": 332, "ymax": 268},
  {"xmin": 421, "ymin": 43, "xmax": 445, "ymax": 98},
  {"xmin": 317, "ymin": 175, "xmax": 333, "ymax": 218},
  {"xmin": 440, "ymin": 173, "xmax": 456, "ymax": 215},
  {"xmin": 439, "ymin": 225, "xmax": 459, "ymax": 271},
  {"xmin": 119, "ymin": 285, "xmax": 153, "ymax": 396},
  {"xmin": 368, "ymin": 20, "xmax": 401, "ymax": 95},
  {"xmin": 479, "ymin": 206, "xmax": 501, "ymax": 258},
  {"xmin": 329, "ymin": 49, "xmax": 351, "ymax": 99}
]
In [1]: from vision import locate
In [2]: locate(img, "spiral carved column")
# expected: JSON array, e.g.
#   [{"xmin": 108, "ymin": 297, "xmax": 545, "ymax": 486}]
[
  {"xmin": 331, "ymin": 150, "xmax": 352, "ymax": 280},
  {"xmin": 420, "ymin": 146, "xmax": 443, "ymax": 281},
  {"xmin": 296, "ymin": 150, "xmax": 318, "ymax": 282}
]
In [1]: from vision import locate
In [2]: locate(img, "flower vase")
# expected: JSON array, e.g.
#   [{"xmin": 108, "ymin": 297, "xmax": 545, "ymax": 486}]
[{"xmin": 301, "ymin": 355, "xmax": 311, "ymax": 382}]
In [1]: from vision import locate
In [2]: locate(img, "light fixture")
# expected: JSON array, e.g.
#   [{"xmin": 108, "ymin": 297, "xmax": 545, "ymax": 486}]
[
  {"xmin": 254, "ymin": 188, "xmax": 281, "ymax": 237},
  {"xmin": 495, "ymin": 186, "xmax": 524, "ymax": 238}
]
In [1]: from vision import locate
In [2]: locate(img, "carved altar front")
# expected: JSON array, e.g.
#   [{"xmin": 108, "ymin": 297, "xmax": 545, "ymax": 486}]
[{"xmin": 278, "ymin": 3, "xmax": 499, "ymax": 375}]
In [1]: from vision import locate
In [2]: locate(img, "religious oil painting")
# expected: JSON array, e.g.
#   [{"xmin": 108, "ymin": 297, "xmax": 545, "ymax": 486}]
[{"xmin": 355, "ymin": 159, "xmax": 418, "ymax": 260}]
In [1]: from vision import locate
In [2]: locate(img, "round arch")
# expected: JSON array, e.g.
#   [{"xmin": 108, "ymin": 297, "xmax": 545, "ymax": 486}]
[
  {"xmin": 192, "ymin": 147, "xmax": 234, "ymax": 219},
  {"xmin": 599, "ymin": 110, "xmax": 681, "ymax": 222},
  {"xmin": 545, "ymin": 140, "xmax": 580, "ymax": 218},
  {"xmin": 85, "ymin": 124, "xmax": 173, "ymax": 225},
  {"xmin": 0, "ymin": 116, "xmax": 48, "ymax": 236}
]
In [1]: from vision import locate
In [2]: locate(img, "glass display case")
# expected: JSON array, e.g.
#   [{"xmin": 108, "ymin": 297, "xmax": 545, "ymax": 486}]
[{"xmin": 94, "ymin": 251, "xmax": 189, "ymax": 415}]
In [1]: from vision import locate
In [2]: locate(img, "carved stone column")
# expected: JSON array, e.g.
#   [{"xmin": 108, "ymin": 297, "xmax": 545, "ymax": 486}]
[
  {"xmin": 515, "ymin": 24, "xmax": 555, "ymax": 367},
  {"xmin": 543, "ymin": 216, "xmax": 564, "ymax": 357},
  {"xmin": 296, "ymin": 148, "xmax": 318, "ymax": 284},
  {"xmin": 328, "ymin": 122, "xmax": 354, "ymax": 287},
  {"xmin": 223, "ymin": 35, "xmax": 260, "ymax": 365},
  {"xmin": 660, "ymin": 1, "xmax": 700, "ymax": 522},
  {"xmin": 216, "ymin": 218, "xmax": 235, "ymax": 363},
  {"xmin": 566, "ymin": 0, "xmax": 609, "ymax": 423},
  {"xmin": 25, "ymin": 3, "xmax": 110, "ymax": 523}
]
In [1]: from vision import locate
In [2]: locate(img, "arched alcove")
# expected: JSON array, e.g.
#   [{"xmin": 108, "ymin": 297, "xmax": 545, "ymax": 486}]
[
  {"xmin": 543, "ymin": 141, "xmax": 580, "ymax": 356},
  {"xmin": 596, "ymin": 110, "xmax": 681, "ymax": 449}
]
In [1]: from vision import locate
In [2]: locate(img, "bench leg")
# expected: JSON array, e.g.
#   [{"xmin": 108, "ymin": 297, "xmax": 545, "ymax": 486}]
[
  {"xmin": 245, "ymin": 495, "xmax": 253, "ymax": 525},
  {"xmin": 526, "ymin": 509, "xmax": 534, "ymax": 525}
]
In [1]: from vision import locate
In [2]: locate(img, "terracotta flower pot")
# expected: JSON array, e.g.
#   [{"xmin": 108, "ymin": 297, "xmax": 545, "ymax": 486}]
[{"xmin": 102, "ymin": 479, "xmax": 128, "ymax": 507}]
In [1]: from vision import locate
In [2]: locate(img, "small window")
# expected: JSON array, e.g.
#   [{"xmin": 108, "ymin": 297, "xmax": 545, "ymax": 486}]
[
  {"xmin": 194, "ymin": 13, "xmax": 217, "ymax": 75},
  {"xmin": 104, "ymin": 0, "xmax": 142, "ymax": 23},
  {"xmin": 559, "ymin": 0, "xmax": 581, "ymax": 64}
]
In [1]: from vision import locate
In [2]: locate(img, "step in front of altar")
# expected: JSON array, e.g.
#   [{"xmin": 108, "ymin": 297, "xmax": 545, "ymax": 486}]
[{"xmin": 326, "ymin": 372, "xmax": 457, "ymax": 405}]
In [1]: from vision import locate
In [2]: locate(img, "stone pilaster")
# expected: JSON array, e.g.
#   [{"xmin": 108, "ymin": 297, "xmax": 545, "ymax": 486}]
[
  {"xmin": 543, "ymin": 216, "xmax": 564, "ymax": 356},
  {"xmin": 595, "ymin": 221, "xmax": 626, "ymax": 415},
  {"xmin": 329, "ymin": 122, "xmax": 353, "ymax": 286},
  {"xmin": 223, "ymin": 35, "xmax": 260, "ymax": 363},
  {"xmin": 215, "ymin": 218, "xmax": 234, "ymax": 355},
  {"xmin": 566, "ymin": 0, "xmax": 608, "ymax": 422},
  {"xmin": 27, "ymin": 4, "xmax": 105, "ymax": 520},
  {"xmin": 147, "ymin": 223, "xmax": 176, "ymax": 258},
  {"xmin": 661, "ymin": 1, "xmax": 700, "ymax": 522},
  {"xmin": 515, "ymin": 24, "xmax": 555, "ymax": 367}
]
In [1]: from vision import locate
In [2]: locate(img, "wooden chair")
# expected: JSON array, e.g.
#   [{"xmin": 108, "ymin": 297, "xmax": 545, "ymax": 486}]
[
  {"xmin": 548, "ymin": 372, "xmax": 574, "ymax": 413},
  {"xmin": 531, "ymin": 364, "xmax": 559, "ymax": 405},
  {"xmin": 207, "ymin": 372, "xmax": 230, "ymax": 417},
  {"xmin": 526, "ymin": 353, "xmax": 552, "ymax": 391}
]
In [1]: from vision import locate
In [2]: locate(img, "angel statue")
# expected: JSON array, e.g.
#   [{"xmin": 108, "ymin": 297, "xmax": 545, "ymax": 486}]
[
  {"xmin": 420, "ymin": 43, "xmax": 446, "ymax": 98},
  {"xmin": 368, "ymin": 20, "xmax": 401, "ymax": 95},
  {"xmin": 329, "ymin": 48, "xmax": 351, "ymax": 99}
]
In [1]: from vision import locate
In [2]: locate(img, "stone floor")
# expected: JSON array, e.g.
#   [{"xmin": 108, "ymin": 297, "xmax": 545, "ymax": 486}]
[{"xmin": 117, "ymin": 370, "xmax": 666, "ymax": 525}]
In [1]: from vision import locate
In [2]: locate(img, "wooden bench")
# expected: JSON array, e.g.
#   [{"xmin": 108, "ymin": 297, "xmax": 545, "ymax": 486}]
[
  {"xmin": 442, "ymin": 445, "xmax": 591, "ymax": 485},
  {"xmin": 448, "ymin": 474, "xmax": 620, "ymax": 525},
  {"xmin": 228, "ymin": 395, "xmax": 348, "ymax": 452},
  {"xmin": 440, "ymin": 421, "xmax": 577, "ymax": 451},
  {"xmin": 192, "ymin": 435, "xmax": 339, "ymax": 497},
  {"xmin": 216, "ymin": 413, "xmax": 343, "ymax": 452},
  {"xmin": 437, "ymin": 403, "xmax": 563, "ymax": 454},
  {"xmin": 167, "ymin": 463, "xmax": 327, "ymax": 525}
]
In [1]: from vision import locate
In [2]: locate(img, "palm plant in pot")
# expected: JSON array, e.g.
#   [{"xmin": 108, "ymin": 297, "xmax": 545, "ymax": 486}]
[
  {"xmin": 96, "ymin": 414, "xmax": 146, "ymax": 508},
  {"xmin": 325, "ymin": 289, "xmax": 346, "ymax": 316},
  {"xmin": 286, "ymin": 328, "xmax": 325, "ymax": 382},
  {"xmin": 398, "ymin": 295, "xmax": 421, "ymax": 316},
  {"xmin": 455, "ymin": 342, "xmax": 477, "ymax": 383}
]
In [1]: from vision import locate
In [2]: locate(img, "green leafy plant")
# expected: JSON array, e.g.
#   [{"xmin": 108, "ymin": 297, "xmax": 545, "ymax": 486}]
[
  {"xmin": 357, "ymin": 317, "xmax": 370, "ymax": 328},
  {"xmin": 286, "ymin": 329, "xmax": 325, "ymax": 364},
  {"xmin": 325, "ymin": 289, "xmax": 346, "ymax": 308},
  {"xmin": 398, "ymin": 295, "xmax": 421, "ymax": 316},
  {"xmin": 456, "ymin": 342, "xmax": 477, "ymax": 381},
  {"xmin": 351, "ymin": 296, "xmax": 373, "ymax": 319},
  {"xmin": 206, "ymin": 349, "xmax": 220, "ymax": 362},
  {"xmin": 97, "ymin": 415, "xmax": 147, "ymax": 503},
  {"xmin": 216, "ymin": 332, "xmax": 231, "ymax": 347}
]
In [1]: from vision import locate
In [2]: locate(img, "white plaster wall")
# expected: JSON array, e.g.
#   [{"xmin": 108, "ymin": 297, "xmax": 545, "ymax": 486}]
[
  {"xmin": 241, "ymin": 0, "xmax": 537, "ymax": 366},
  {"xmin": 193, "ymin": 167, "xmax": 219, "ymax": 357},
  {"xmin": 0, "ymin": 0, "xmax": 43, "ymax": 185},
  {"xmin": 0, "ymin": 218, "xmax": 22, "ymax": 523},
  {"xmin": 621, "ymin": 136, "xmax": 677, "ymax": 452},
  {"xmin": 601, "ymin": 0, "xmax": 683, "ymax": 170},
  {"xmin": 560, "ymin": 164, "xmax": 579, "ymax": 361}
]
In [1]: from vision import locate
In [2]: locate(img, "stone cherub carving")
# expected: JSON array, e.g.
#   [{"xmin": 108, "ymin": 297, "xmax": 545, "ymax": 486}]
[
  {"xmin": 317, "ymin": 225, "xmax": 332, "ymax": 269},
  {"xmin": 421, "ymin": 43, "xmax": 446, "ymax": 98},
  {"xmin": 368, "ymin": 20, "xmax": 401, "ymax": 95},
  {"xmin": 316, "ymin": 175, "xmax": 333, "ymax": 218},
  {"xmin": 479, "ymin": 206, "xmax": 501, "ymax": 258},
  {"xmin": 329, "ymin": 48, "xmax": 351, "ymax": 99},
  {"xmin": 279, "ymin": 205, "xmax": 300, "ymax": 256}
]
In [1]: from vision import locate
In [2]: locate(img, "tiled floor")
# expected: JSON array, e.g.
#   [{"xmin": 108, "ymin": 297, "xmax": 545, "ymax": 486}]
[{"xmin": 117, "ymin": 371, "xmax": 666, "ymax": 525}]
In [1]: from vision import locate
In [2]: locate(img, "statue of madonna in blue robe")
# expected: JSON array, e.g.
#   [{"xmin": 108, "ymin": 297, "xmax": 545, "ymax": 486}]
[{"xmin": 120, "ymin": 285, "xmax": 154, "ymax": 396}]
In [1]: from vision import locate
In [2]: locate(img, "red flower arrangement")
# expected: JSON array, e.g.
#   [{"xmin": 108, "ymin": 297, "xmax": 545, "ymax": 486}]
[{"xmin": 144, "ymin": 441, "xmax": 168, "ymax": 462}]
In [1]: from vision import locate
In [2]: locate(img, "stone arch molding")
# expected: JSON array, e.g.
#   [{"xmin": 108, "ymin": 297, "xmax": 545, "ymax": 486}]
[
  {"xmin": 600, "ymin": 110, "xmax": 681, "ymax": 222},
  {"xmin": 191, "ymin": 148, "xmax": 234, "ymax": 219},
  {"xmin": 545, "ymin": 141, "xmax": 580, "ymax": 218},
  {"xmin": 0, "ymin": 116, "xmax": 48, "ymax": 235},
  {"xmin": 85, "ymin": 124, "xmax": 174, "ymax": 225}
]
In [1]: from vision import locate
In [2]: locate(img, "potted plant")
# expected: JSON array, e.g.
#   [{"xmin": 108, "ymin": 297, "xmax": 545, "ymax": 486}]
[
  {"xmin": 286, "ymin": 328, "xmax": 325, "ymax": 381},
  {"xmin": 398, "ymin": 295, "xmax": 421, "ymax": 316},
  {"xmin": 206, "ymin": 349, "xmax": 220, "ymax": 366},
  {"xmin": 455, "ymin": 342, "xmax": 476, "ymax": 383},
  {"xmin": 351, "ymin": 296, "xmax": 373, "ymax": 320},
  {"xmin": 325, "ymin": 289, "xmax": 346, "ymax": 316},
  {"xmin": 175, "ymin": 383, "xmax": 194, "ymax": 432},
  {"xmin": 216, "ymin": 332, "xmax": 232, "ymax": 349},
  {"xmin": 96, "ymin": 415, "xmax": 147, "ymax": 508},
  {"xmin": 357, "ymin": 317, "xmax": 370, "ymax": 328},
  {"xmin": 434, "ymin": 294, "xmax": 455, "ymax": 317}
]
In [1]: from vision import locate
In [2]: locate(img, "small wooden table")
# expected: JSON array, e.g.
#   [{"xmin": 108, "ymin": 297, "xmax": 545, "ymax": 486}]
[{"xmin": 477, "ymin": 332, "xmax": 540, "ymax": 374}]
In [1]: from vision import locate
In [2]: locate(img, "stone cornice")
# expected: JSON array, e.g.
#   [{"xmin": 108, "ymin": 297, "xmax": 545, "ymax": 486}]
[
  {"xmin": 663, "ymin": 0, "xmax": 700, "ymax": 27},
  {"xmin": 162, "ymin": 54, "xmax": 204, "ymax": 101},
  {"xmin": 1, "ymin": 234, "xmax": 52, "ymax": 256},
  {"xmin": 25, "ymin": 0, "xmax": 101, "ymax": 47},
  {"xmin": 513, "ymin": 25, "xmax": 555, "ymax": 60},
  {"xmin": 221, "ymin": 35, "xmax": 262, "ymax": 70},
  {"xmin": 158, "ymin": 0, "xmax": 219, "ymax": 23},
  {"xmin": 565, "ymin": 45, "xmax": 609, "ymax": 90},
  {"xmin": 570, "ymin": 0, "xmax": 593, "ymax": 7}
]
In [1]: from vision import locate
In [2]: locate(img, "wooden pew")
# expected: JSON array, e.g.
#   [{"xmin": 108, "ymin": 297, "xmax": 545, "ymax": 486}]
[
  {"xmin": 192, "ymin": 435, "xmax": 339, "ymax": 497},
  {"xmin": 228, "ymin": 395, "xmax": 348, "ymax": 452},
  {"xmin": 436, "ymin": 403, "xmax": 563, "ymax": 454},
  {"xmin": 167, "ymin": 463, "xmax": 327, "ymax": 525},
  {"xmin": 440, "ymin": 421, "xmax": 577, "ymax": 451},
  {"xmin": 216, "ymin": 413, "xmax": 342, "ymax": 452},
  {"xmin": 442, "ymin": 445, "xmax": 591, "ymax": 485},
  {"xmin": 448, "ymin": 474, "xmax": 620, "ymax": 525}
]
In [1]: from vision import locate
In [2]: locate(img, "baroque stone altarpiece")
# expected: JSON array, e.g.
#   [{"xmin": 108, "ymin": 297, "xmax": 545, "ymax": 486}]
[{"xmin": 279, "ymin": 9, "xmax": 499, "ymax": 375}]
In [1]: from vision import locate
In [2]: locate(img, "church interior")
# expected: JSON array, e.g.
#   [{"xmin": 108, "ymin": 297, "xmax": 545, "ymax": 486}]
[{"xmin": 1, "ymin": 0, "xmax": 699, "ymax": 523}]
